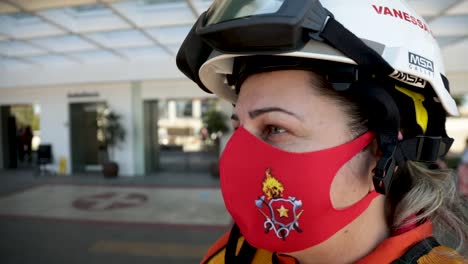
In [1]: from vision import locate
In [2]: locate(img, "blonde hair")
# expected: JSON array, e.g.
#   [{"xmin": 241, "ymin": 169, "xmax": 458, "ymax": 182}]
[{"xmin": 392, "ymin": 161, "xmax": 468, "ymax": 255}]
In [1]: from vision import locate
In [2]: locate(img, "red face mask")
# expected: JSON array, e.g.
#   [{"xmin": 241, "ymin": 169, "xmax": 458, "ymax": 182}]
[{"xmin": 220, "ymin": 126, "xmax": 380, "ymax": 253}]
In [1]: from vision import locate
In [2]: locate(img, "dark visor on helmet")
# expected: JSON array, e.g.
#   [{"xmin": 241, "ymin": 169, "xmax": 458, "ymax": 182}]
[
  {"xmin": 205, "ymin": 0, "xmax": 286, "ymax": 26},
  {"xmin": 197, "ymin": 0, "xmax": 331, "ymax": 53},
  {"xmin": 177, "ymin": 0, "xmax": 394, "ymax": 92}
]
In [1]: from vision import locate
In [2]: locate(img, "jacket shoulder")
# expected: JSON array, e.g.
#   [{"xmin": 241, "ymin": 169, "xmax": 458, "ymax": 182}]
[
  {"xmin": 200, "ymin": 232, "xmax": 230, "ymax": 264},
  {"xmin": 416, "ymin": 246, "xmax": 466, "ymax": 264},
  {"xmin": 200, "ymin": 232, "xmax": 297, "ymax": 264},
  {"xmin": 392, "ymin": 237, "xmax": 466, "ymax": 264}
]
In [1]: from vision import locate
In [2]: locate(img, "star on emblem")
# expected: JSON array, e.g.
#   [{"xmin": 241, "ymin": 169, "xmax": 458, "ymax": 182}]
[{"xmin": 277, "ymin": 205, "xmax": 289, "ymax": 218}]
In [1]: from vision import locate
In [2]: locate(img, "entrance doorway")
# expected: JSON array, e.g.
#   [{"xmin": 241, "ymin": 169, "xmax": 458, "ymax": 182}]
[
  {"xmin": 69, "ymin": 102, "xmax": 107, "ymax": 173},
  {"xmin": 144, "ymin": 98, "xmax": 218, "ymax": 174},
  {"xmin": 0, "ymin": 105, "xmax": 40, "ymax": 170}
]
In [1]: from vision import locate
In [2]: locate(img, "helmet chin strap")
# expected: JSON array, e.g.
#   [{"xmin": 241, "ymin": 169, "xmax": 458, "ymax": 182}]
[
  {"xmin": 345, "ymin": 79, "xmax": 401, "ymax": 194},
  {"xmin": 346, "ymin": 78, "xmax": 454, "ymax": 195}
]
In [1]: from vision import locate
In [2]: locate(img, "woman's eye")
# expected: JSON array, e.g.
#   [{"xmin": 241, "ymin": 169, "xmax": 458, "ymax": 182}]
[{"xmin": 264, "ymin": 125, "xmax": 286, "ymax": 136}]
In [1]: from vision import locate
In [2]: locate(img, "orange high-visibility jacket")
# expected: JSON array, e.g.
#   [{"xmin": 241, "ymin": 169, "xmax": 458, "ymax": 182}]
[{"xmin": 201, "ymin": 222, "xmax": 466, "ymax": 264}]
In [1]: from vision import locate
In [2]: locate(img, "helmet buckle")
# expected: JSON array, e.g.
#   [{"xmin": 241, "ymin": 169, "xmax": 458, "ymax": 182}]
[{"xmin": 373, "ymin": 145, "xmax": 397, "ymax": 195}]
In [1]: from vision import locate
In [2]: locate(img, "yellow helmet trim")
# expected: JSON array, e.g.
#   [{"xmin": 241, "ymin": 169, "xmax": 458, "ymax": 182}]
[{"xmin": 395, "ymin": 86, "xmax": 428, "ymax": 133}]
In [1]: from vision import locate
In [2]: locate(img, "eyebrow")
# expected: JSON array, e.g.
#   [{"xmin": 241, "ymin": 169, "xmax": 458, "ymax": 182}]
[{"xmin": 230, "ymin": 107, "xmax": 302, "ymax": 121}]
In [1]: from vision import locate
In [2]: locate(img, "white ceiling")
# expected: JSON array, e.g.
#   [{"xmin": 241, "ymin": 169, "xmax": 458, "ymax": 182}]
[
  {"xmin": 0, "ymin": 0, "xmax": 467, "ymax": 93},
  {"xmin": 0, "ymin": 0, "xmax": 208, "ymax": 66}
]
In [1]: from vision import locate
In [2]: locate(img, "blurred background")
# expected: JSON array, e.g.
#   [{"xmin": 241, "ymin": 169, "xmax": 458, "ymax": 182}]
[{"xmin": 0, "ymin": 0, "xmax": 467, "ymax": 263}]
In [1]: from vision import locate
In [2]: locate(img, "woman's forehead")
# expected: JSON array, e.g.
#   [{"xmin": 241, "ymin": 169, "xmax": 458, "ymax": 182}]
[
  {"xmin": 236, "ymin": 70, "xmax": 324, "ymax": 107},
  {"xmin": 234, "ymin": 70, "xmax": 347, "ymax": 123}
]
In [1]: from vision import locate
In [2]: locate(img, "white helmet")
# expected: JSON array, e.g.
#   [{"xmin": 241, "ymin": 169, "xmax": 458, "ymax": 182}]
[
  {"xmin": 179, "ymin": 0, "xmax": 458, "ymax": 116},
  {"xmin": 177, "ymin": 0, "xmax": 456, "ymax": 194}
]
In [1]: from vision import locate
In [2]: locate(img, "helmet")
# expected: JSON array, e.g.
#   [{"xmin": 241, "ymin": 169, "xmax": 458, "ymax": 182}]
[
  {"xmin": 178, "ymin": 0, "xmax": 458, "ymax": 116},
  {"xmin": 176, "ymin": 0, "xmax": 456, "ymax": 194}
]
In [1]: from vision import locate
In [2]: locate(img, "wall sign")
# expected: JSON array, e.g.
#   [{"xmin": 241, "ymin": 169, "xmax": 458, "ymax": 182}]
[{"xmin": 67, "ymin": 92, "xmax": 99, "ymax": 98}]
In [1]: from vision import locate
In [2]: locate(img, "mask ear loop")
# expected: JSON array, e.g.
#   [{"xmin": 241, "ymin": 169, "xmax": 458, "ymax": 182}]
[{"xmin": 345, "ymin": 79, "xmax": 402, "ymax": 195}]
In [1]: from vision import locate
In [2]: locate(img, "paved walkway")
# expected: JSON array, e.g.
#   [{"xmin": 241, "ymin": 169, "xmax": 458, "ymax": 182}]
[
  {"xmin": 2, "ymin": 170, "xmax": 466, "ymax": 263},
  {"xmin": 0, "ymin": 169, "xmax": 228, "ymax": 264}
]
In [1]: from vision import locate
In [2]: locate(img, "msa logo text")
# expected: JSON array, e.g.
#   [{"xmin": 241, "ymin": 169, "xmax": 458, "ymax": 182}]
[
  {"xmin": 391, "ymin": 72, "xmax": 426, "ymax": 88},
  {"xmin": 409, "ymin": 52, "xmax": 434, "ymax": 73}
]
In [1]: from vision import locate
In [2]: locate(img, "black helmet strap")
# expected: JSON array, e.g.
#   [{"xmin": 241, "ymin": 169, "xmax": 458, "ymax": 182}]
[
  {"xmin": 346, "ymin": 79, "xmax": 453, "ymax": 195},
  {"xmin": 346, "ymin": 79, "xmax": 402, "ymax": 194}
]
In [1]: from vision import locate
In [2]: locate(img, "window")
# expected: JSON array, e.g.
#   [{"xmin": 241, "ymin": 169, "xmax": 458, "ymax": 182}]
[
  {"xmin": 201, "ymin": 98, "xmax": 218, "ymax": 116},
  {"xmin": 176, "ymin": 100, "xmax": 192, "ymax": 117},
  {"xmin": 158, "ymin": 100, "xmax": 168, "ymax": 119}
]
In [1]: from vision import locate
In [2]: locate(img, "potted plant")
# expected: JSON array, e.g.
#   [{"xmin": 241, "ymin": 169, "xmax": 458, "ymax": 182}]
[
  {"xmin": 202, "ymin": 108, "xmax": 229, "ymax": 177},
  {"xmin": 98, "ymin": 108, "xmax": 126, "ymax": 178}
]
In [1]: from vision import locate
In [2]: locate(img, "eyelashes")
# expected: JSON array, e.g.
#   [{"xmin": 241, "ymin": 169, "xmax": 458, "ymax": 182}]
[
  {"xmin": 261, "ymin": 125, "xmax": 288, "ymax": 143},
  {"xmin": 231, "ymin": 124, "xmax": 286, "ymax": 135},
  {"xmin": 231, "ymin": 118, "xmax": 290, "ymax": 143},
  {"xmin": 264, "ymin": 125, "xmax": 286, "ymax": 135}
]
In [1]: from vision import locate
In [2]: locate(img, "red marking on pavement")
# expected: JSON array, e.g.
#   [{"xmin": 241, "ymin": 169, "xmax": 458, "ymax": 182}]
[
  {"xmin": 0, "ymin": 183, "xmax": 229, "ymax": 230},
  {"xmin": 0, "ymin": 214, "xmax": 231, "ymax": 230},
  {"xmin": 46, "ymin": 182, "xmax": 220, "ymax": 190},
  {"xmin": 72, "ymin": 192, "xmax": 148, "ymax": 211},
  {"xmin": 0, "ymin": 182, "xmax": 219, "ymax": 202}
]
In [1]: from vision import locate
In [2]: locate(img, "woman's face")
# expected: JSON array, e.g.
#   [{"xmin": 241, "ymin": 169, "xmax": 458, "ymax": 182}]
[{"xmin": 231, "ymin": 69, "xmax": 376, "ymax": 209}]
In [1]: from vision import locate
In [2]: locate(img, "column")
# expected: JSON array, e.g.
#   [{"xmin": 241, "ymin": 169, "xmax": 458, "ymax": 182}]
[{"xmin": 131, "ymin": 81, "xmax": 145, "ymax": 176}]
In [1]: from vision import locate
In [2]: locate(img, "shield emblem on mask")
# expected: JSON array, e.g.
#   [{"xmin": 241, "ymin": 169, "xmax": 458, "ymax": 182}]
[{"xmin": 255, "ymin": 169, "xmax": 304, "ymax": 240}]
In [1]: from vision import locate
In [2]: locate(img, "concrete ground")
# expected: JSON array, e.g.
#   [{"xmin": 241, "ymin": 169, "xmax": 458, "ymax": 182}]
[
  {"xmin": 0, "ymin": 169, "xmax": 228, "ymax": 264},
  {"xmin": 1, "ymin": 168, "xmax": 466, "ymax": 264}
]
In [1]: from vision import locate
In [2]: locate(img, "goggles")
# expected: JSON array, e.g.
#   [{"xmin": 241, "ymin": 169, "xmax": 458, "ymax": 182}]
[
  {"xmin": 194, "ymin": 0, "xmax": 393, "ymax": 74},
  {"xmin": 197, "ymin": 0, "xmax": 329, "ymax": 53}
]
